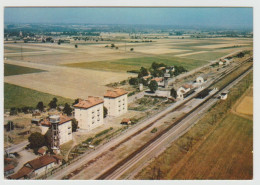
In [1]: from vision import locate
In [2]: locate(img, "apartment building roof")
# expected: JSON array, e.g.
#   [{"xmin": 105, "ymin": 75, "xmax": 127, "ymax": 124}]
[
  {"xmin": 104, "ymin": 89, "xmax": 128, "ymax": 98},
  {"xmin": 74, "ymin": 96, "xmax": 104, "ymax": 109},
  {"xmin": 40, "ymin": 114, "xmax": 72, "ymax": 127}
]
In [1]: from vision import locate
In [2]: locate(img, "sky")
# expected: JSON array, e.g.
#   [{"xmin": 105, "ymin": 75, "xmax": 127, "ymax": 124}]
[{"xmin": 4, "ymin": 7, "xmax": 253, "ymax": 29}]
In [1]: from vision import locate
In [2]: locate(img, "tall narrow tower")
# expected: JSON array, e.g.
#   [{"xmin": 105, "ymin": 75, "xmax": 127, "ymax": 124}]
[{"xmin": 50, "ymin": 115, "xmax": 60, "ymax": 154}]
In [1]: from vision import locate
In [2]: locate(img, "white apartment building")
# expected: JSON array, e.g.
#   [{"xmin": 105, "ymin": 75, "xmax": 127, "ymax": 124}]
[
  {"xmin": 74, "ymin": 96, "xmax": 104, "ymax": 131},
  {"xmin": 104, "ymin": 89, "xmax": 128, "ymax": 117},
  {"xmin": 40, "ymin": 114, "xmax": 72, "ymax": 145}
]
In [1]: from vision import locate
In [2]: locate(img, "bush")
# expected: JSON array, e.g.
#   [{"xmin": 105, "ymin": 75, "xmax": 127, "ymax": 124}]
[
  {"xmin": 95, "ymin": 127, "xmax": 113, "ymax": 138},
  {"xmin": 129, "ymin": 77, "xmax": 139, "ymax": 85},
  {"xmin": 93, "ymin": 139, "xmax": 102, "ymax": 146},
  {"xmin": 149, "ymin": 80, "xmax": 158, "ymax": 92},
  {"xmin": 83, "ymin": 137, "xmax": 93, "ymax": 144},
  {"xmin": 151, "ymin": 127, "xmax": 158, "ymax": 133},
  {"xmin": 6, "ymin": 121, "xmax": 14, "ymax": 132}
]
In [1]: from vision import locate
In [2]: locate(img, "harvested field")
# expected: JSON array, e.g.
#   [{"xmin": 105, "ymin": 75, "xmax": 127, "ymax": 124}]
[
  {"xmin": 4, "ymin": 60, "xmax": 134, "ymax": 100},
  {"xmin": 175, "ymin": 51, "xmax": 208, "ymax": 57},
  {"xmin": 171, "ymin": 113, "xmax": 253, "ymax": 180},
  {"xmin": 236, "ymin": 96, "xmax": 253, "ymax": 116}
]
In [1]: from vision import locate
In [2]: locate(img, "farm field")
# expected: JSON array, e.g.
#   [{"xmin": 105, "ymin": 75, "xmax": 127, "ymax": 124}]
[
  {"xmin": 4, "ymin": 83, "xmax": 73, "ymax": 109},
  {"xmin": 3, "ymin": 37, "xmax": 253, "ymax": 106},
  {"xmin": 64, "ymin": 56, "xmax": 209, "ymax": 72},
  {"xmin": 4, "ymin": 63, "xmax": 45, "ymax": 76},
  {"xmin": 171, "ymin": 113, "xmax": 253, "ymax": 180}
]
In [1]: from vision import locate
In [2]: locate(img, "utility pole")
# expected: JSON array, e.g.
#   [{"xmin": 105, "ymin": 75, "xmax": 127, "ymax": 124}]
[{"xmin": 21, "ymin": 45, "xmax": 23, "ymax": 60}]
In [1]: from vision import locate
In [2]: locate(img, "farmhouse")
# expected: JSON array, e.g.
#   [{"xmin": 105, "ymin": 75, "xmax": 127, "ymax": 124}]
[
  {"xmin": 8, "ymin": 155, "xmax": 62, "ymax": 179},
  {"xmin": 104, "ymin": 89, "xmax": 128, "ymax": 117},
  {"xmin": 74, "ymin": 96, "xmax": 104, "ymax": 131},
  {"xmin": 121, "ymin": 118, "xmax": 131, "ymax": 125},
  {"xmin": 151, "ymin": 77, "xmax": 164, "ymax": 87},
  {"xmin": 40, "ymin": 114, "xmax": 72, "ymax": 147}
]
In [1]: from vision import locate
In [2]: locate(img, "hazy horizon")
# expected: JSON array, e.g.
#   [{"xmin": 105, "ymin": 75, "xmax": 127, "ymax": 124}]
[{"xmin": 4, "ymin": 7, "xmax": 253, "ymax": 30}]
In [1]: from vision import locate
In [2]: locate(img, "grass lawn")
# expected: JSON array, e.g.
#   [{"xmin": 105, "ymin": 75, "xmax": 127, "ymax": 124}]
[
  {"xmin": 64, "ymin": 56, "xmax": 208, "ymax": 72},
  {"xmin": 4, "ymin": 83, "xmax": 73, "ymax": 109},
  {"xmin": 4, "ymin": 63, "xmax": 46, "ymax": 76}
]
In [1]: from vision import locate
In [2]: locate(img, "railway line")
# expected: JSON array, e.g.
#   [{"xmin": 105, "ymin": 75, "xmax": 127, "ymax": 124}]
[
  {"xmin": 96, "ymin": 63, "xmax": 253, "ymax": 180},
  {"xmin": 46, "ymin": 55, "xmax": 252, "ymax": 180}
]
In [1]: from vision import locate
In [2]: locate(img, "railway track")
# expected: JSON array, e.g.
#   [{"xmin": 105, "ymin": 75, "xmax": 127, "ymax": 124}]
[
  {"xmin": 46, "ymin": 55, "xmax": 252, "ymax": 180},
  {"xmin": 96, "ymin": 62, "xmax": 253, "ymax": 180}
]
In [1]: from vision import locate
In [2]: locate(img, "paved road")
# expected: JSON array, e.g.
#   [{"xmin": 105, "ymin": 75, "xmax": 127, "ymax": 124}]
[{"xmin": 5, "ymin": 141, "xmax": 29, "ymax": 154}]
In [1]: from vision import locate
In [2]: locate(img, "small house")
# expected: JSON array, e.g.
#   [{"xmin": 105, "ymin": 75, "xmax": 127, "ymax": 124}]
[
  {"xmin": 37, "ymin": 147, "xmax": 46, "ymax": 156},
  {"xmin": 220, "ymin": 92, "xmax": 228, "ymax": 100},
  {"xmin": 4, "ymin": 164, "xmax": 15, "ymax": 176},
  {"xmin": 151, "ymin": 77, "xmax": 164, "ymax": 87},
  {"xmin": 121, "ymin": 118, "xmax": 131, "ymax": 125},
  {"xmin": 8, "ymin": 155, "xmax": 62, "ymax": 179}
]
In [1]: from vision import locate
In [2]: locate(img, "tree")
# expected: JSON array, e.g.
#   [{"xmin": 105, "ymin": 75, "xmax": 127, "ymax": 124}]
[
  {"xmin": 149, "ymin": 80, "xmax": 158, "ymax": 93},
  {"xmin": 71, "ymin": 118, "xmax": 78, "ymax": 132},
  {"xmin": 138, "ymin": 67, "xmax": 149, "ymax": 78},
  {"xmin": 75, "ymin": 44, "xmax": 78, "ymax": 48},
  {"xmin": 73, "ymin": 98, "xmax": 80, "ymax": 105},
  {"xmin": 63, "ymin": 103, "xmax": 73, "ymax": 116},
  {"xmin": 170, "ymin": 88, "xmax": 177, "ymax": 98},
  {"xmin": 103, "ymin": 106, "xmax": 108, "ymax": 118},
  {"xmin": 48, "ymin": 98, "xmax": 58, "ymax": 109},
  {"xmin": 6, "ymin": 121, "xmax": 14, "ymax": 132},
  {"xmin": 36, "ymin": 101, "xmax": 44, "ymax": 112},
  {"xmin": 28, "ymin": 132, "xmax": 45, "ymax": 150},
  {"xmin": 10, "ymin": 107, "xmax": 17, "ymax": 115},
  {"xmin": 130, "ymin": 48, "xmax": 134, "ymax": 51},
  {"xmin": 129, "ymin": 77, "xmax": 139, "ymax": 85},
  {"xmin": 111, "ymin": 43, "xmax": 115, "ymax": 48}
]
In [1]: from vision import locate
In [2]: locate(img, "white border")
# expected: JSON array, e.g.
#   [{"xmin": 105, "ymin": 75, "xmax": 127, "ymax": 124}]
[{"xmin": 0, "ymin": 1, "xmax": 259, "ymax": 185}]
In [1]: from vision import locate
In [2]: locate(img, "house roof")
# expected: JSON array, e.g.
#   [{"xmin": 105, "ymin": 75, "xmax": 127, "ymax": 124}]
[
  {"xmin": 104, "ymin": 89, "xmax": 128, "ymax": 98},
  {"xmin": 26, "ymin": 155, "xmax": 57, "ymax": 170},
  {"xmin": 74, "ymin": 96, "xmax": 104, "ymax": 109},
  {"xmin": 8, "ymin": 166, "xmax": 33, "ymax": 179},
  {"xmin": 37, "ymin": 147, "xmax": 46, "ymax": 155},
  {"xmin": 151, "ymin": 77, "xmax": 163, "ymax": 82},
  {"xmin": 40, "ymin": 114, "xmax": 72, "ymax": 127},
  {"xmin": 158, "ymin": 67, "xmax": 166, "ymax": 70},
  {"xmin": 182, "ymin": 84, "xmax": 193, "ymax": 89},
  {"xmin": 4, "ymin": 164, "xmax": 15, "ymax": 172},
  {"xmin": 121, "ymin": 118, "xmax": 131, "ymax": 123},
  {"xmin": 143, "ymin": 75, "xmax": 151, "ymax": 80}
]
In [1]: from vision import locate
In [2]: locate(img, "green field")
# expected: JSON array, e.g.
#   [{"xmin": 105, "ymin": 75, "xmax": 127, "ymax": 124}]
[
  {"xmin": 181, "ymin": 51, "xmax": 230, "ymax": 61},
  {"xmin": 4, "ymin": 83, "xmax": 73, "ymax": 109},
  {"xmin": 4, "ymin": 63, "xmax": 46, "ymax": 76},
  {"xmin": 64, "ymin": 55, "xmax": 209, "ymax": 72},
  {"xmin": 4, "ymin": 46, "xmax": 43, "ymax": 53}
]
